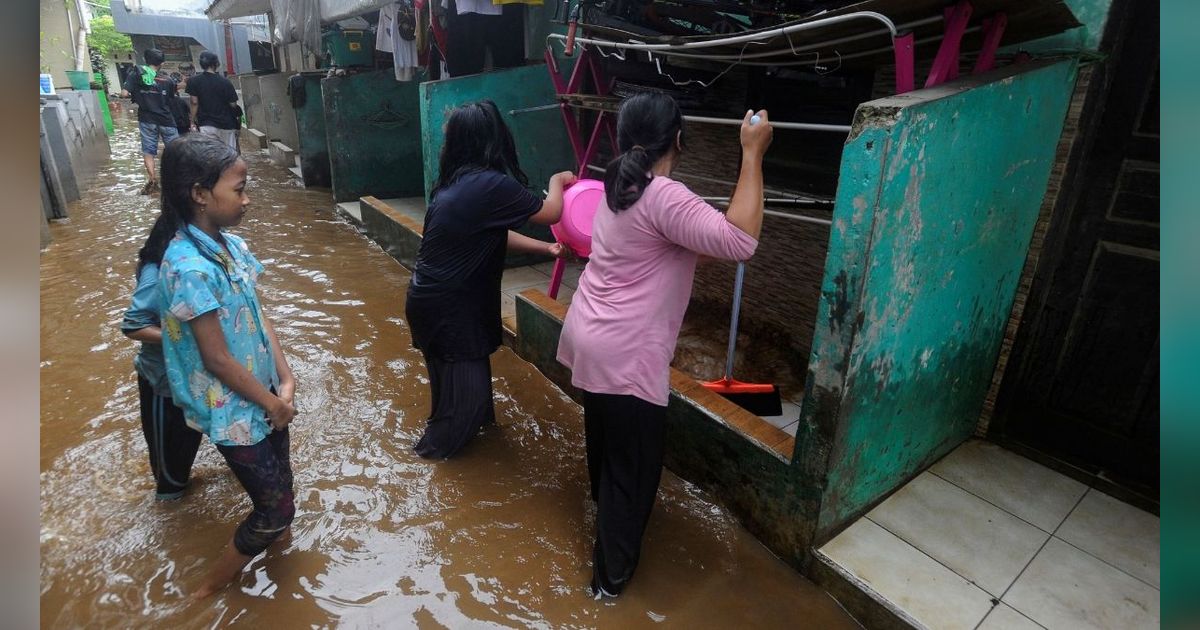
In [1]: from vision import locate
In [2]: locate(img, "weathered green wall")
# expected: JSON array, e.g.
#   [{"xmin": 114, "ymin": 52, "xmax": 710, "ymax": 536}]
[
  {"xmin": 418, "ymin": 63, "xmax": 576, "ymax": 201},
  {"xmin": 294, "ymin": 73, "xmax": 331, "ymax": 188},
  {"xmin": 810, "ymin": 60, "xmax": 1080, "ymax": 537},
  {"xmin": 322, "ymin": 69, "xmax": 424, "ymax": 202},
  {"xmin": 418, "ymin": 63, "xmax": 577, "ymax": 262}
]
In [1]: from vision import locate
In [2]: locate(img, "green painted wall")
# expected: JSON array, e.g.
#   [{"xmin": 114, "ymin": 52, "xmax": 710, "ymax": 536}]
[
  {"xmin": 417, "ymin": 63, "xmax": 576, "ymax": 202},
  {"xmin": 321, "ymin": 69, "xmax": 425, "ymax": 202},
  {"xmin": 418, "ymin": 63, "xmax": 577, "ymax": 263},
  {"xmin": 810, "ymin": 60, "xmax": 1080, "ymax": 536},
  {"xmin": 295, "ymin": 73, "xmax": 330, "ymax": 188}
]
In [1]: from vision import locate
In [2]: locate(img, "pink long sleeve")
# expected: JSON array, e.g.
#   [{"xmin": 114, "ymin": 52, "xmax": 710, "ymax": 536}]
[
  {"xmin": 649, "ymin": 179, "xmax": 758, "ymax": 261},
  {"xmin": 557, "ymin": 176, "xmax": 758, "ymax": 406}
]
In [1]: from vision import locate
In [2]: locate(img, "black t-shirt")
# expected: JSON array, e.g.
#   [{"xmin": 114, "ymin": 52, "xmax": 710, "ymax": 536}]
[
  {"xmin": 186, "ymin": 72, "xmax": 239, "ymax": 130},
  {"xmin": 123, "ymin": 67, "xmax": 177, "ymax": 127},
  {"xmin": 405, "ymin": 169, "xmax": 543, "ymax": 360}
]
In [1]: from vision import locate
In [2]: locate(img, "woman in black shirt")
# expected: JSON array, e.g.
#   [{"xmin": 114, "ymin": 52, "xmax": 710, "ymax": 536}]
[{"xmin": 406, "ymin": 100, "xmax": 576, "ymax": 459}]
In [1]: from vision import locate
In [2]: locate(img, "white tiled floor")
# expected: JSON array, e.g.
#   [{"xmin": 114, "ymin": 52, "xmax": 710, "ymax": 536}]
[
  {"xmin": 819, "ymin": 438, "xmax": 1160, "ymax": 630},
  {"xmin": 499, "ymin": 261, "xmax": 587, "ymax": 321},
  {"xmin": 761, "ymin": 400, "xmax": 802, "ymax": 437}
]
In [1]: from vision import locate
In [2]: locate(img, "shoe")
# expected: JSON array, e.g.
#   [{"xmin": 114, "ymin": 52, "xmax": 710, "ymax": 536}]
[
  {"xmin": 140, "ymin": 180, "xmax": 158, "ymax": 195},
  {"xmin": 589, "ymin": 575, "xmax": 618, "ymax": 600},
  {"xmin": 155, "ymin": 489, "xmax": 185, "ymax": 501}
]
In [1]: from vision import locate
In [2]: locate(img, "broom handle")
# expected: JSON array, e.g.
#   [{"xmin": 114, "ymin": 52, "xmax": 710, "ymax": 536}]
[{"xmin": 723, "ymin": 261, "xmax": 746, "ymax": 382}]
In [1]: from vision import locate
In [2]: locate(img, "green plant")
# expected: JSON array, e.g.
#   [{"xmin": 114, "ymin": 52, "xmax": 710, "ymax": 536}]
[{"xmin": 87, "ymin": 15, "xmax": 131, "ymax": 59}]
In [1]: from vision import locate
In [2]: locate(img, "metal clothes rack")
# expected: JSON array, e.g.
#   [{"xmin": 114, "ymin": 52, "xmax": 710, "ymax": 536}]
[{"xmin": 543, "ymin": 1, "xmax": 1009, "ymax": 177}]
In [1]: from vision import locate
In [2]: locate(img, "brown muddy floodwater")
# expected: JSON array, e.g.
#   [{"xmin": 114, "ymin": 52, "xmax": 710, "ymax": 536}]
[{"xmin": 40, "ymin": 116, "xmax": 857, "ymax": 628}]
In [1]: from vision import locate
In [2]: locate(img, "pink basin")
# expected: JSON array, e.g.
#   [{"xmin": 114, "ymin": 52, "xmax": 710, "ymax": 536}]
[
  {"xmin": 552, "ymin": 178, "xmax": 604, "ymax": 258},
  {"xmin": 548, "ymin": 179, "xmax": 605, "ymax": 299}
]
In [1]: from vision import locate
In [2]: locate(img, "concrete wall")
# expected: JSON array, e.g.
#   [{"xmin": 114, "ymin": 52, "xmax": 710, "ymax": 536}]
[
  {"xmin": 258, "ymin": 72, "xmax": 301, "ymax": 150},
  {"xmin": 417, "ymin": 63, "xmax": 576, "ymax": 263},
  {"xmin": 810, "ymin": 59, "xmax": 1079, "ymax": 537},
  {"xmin": 238, "ymin": 74, "xmax": 265, "ymax": 134},
  {"xmin": 321, "ymin": 69, "xmax": 424, "ymax": 202},
  {"xmin": 294, "ymin": 74, "xmax": 332, "ymax": 188},
  {"xmin": 417, "ymin": 63, "xmax": 576, "ymax": 202},
  {"xmin": 40, "ymin": 91, "xmax": 112, "ymax": 219},
  {"xmin": 40, "ymin": 0, "xmax": 85, "ymax": 89}
]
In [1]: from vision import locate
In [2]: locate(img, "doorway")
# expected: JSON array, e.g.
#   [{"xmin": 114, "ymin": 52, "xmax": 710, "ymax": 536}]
[{"xmin": 992, "ymin": 0, "xmax": 1159, "ymax": 505}]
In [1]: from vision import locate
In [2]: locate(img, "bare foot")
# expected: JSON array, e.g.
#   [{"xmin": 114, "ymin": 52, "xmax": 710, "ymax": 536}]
[{"xmin": 190, "ymin": 541, "xmax": 252, "ymax": 600}]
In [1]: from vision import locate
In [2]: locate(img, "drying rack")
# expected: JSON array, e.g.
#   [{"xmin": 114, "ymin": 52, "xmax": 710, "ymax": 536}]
[{"xmin": 540, "ymin": 0, "xmax": 1020, "ymax": 178}]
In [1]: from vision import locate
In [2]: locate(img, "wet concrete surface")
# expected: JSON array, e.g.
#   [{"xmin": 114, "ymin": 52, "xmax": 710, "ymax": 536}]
[{"xmin": 39, "ymin": 116, "xmax": 858, "ymax": 628}]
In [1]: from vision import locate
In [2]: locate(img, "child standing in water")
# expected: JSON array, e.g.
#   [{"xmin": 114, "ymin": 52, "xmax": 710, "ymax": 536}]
[
  {"xmin": 405, "ymin": 100, "xmax": 576, "ymax": 459},
  {"xmin": 557, "ymin": 93, "xmax": 772, "ymax": 598},
  {"xmin": 154, "ymin": 134, "xmax": 298, "ymax": 598},
  {"xmin": 122, "ymin": 214, "xmax": 204, "ymax": 501}
]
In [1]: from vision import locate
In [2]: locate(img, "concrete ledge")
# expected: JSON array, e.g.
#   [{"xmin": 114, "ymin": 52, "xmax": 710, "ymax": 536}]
[
  {"xmin": 269, "ymin": 141, "xmax": 296, "ymax": 167},
  {"xmin": 242, "ymin": 128, "xmax": 268, "ymax": 149},
  {"xmin": 809, "ymin": 549, "xmax": 918, "ymax": 630},
  {"xmin": 359, "ymin": 195, "xmax": 423, "ymax": 270},
  {"xmin": 513, "ymin": 289, "xmax": 818, "ymax": 570}
]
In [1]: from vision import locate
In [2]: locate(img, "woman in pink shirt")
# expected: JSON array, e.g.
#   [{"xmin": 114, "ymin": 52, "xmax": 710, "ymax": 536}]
[{"xmin": 557, "ymin": 92, "xmax": 773, "ymax": 598}]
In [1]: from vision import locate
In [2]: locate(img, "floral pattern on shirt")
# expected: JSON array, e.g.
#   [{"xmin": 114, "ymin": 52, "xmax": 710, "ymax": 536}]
[{"xmin": 159, "ymin": 225, "xmax": 278, "ymax": 446}]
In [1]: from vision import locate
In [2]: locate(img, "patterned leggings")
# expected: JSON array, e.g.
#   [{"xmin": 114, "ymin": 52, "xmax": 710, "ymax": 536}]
[{"xmin": 215, "ymin": 428, "xmax": 295, "ymax": 557}]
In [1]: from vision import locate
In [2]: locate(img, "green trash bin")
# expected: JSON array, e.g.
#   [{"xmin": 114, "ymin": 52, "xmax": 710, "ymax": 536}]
[{"xmin": 65, "ymin": 70, "xmax": 91, "ymax": 90}]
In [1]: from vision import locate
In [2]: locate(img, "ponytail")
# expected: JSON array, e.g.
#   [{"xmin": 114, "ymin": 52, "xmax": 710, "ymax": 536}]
[{"xmin": 604, "ymin": 92, "xmax": 684, "ymax": 212}]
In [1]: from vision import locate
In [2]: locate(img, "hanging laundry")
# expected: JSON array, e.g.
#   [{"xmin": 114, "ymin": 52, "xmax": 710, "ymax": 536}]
[
  {"xmin": 377, "ymin": 2, "xmax": 421, "ymax": 81},
  {"xmin": 445, "ymin": 0, "xmax": 524, "ymax": 77},
  {"xmin": 453, "ymin": 0, "xmax": 501, "ymax": 15}
]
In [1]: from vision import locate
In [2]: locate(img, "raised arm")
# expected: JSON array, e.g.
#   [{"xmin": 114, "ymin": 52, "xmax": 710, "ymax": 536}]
[{"xmin": 723, "ymin": 109, "xmax": 773, "ymax": 240}]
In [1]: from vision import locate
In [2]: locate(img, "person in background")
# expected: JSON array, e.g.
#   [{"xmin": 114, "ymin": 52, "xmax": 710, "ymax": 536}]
[
  {"xmin": 404, "ymin": 100, "xmax": 576, "ymax": 460},
  {"xmin": 170, "ymin": 76, "xmax": 193, "ymax": 137},
  {"xmin": 187, "ymin": 51, "xmax": 242, "ymax": 151},
  {"xmin": 121, "ymin": 208, "xmax": 204, "ymax": 501},
  {"xmin": 121, "ymin": 48, "xmax": 180, "ymax": 195},
  {"xmin": 556, "ymin": 92, "xmax": 773, "ymax": 599}
]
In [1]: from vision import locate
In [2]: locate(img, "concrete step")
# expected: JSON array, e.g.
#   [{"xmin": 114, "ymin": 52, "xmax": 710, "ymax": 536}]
[
  {"xmin": 288, "ymin": 165, "xmax": 302, "ymax": 179},
  {"xmin": 242, "ymin": 127, "xmax": 268, "ymax": 150},
  {"xmin": 269, "ymin": 141, "xmax": 296, "ymax": 167}
]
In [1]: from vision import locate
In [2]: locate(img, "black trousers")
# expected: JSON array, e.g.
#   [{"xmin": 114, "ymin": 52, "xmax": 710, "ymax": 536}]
[
  {"xmin": 583, "ymin": 390, "xmax": 667, "ymax": 595},
  {"xmin": 445, "ymin": 3, "xmax": 525, "ymax": 77},
  {"xmin": 216, "ymin": 428, "xmax": 295, "ymax": 557},
  {"xmin": 137, "ymin": 375, "xmax": 203, "ymax": 499},
  {"xmin": 414, "ymin": 353, "xmax": 495, "ymax": 459}
]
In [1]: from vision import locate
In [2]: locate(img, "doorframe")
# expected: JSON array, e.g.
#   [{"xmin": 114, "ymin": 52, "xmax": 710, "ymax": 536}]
[{"xmin": 988, "ymin": 0, "xmax": 1159, "ymax": 515}]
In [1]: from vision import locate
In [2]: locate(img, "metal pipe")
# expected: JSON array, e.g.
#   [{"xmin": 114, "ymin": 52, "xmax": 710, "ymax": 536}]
[
  {"xmin": 509, "ymin": 103, "xmax": 562, "ymax": 116},
  {"xmin": 684, "ymin": 114, "xmax": 850, "ymax": 133},
  {"xmin": 547, "ymin": 11, "xmax": 898, "ymax": 53},
  {"xmin": 586, "ymin": 164, "xmax": 835, "ymax": 204},
  {"xmin": 700, "ymin": 196, "xmax": 833, "ymax": 207},
  {"xmin": 763, "ymin": 209, "xmax": 832, "ymax": 226}
]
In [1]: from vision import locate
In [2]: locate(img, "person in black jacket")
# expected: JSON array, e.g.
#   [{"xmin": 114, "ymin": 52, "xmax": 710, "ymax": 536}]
[{"xmin": 121, "ymin": 49, "xmax": 180, "ymax": 195}]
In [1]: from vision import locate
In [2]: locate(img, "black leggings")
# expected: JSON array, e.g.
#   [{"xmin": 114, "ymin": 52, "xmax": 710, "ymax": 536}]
[
  {"xmin": 137, "ymin": 375, "xmax": 203, "ymax": 499},
  {"xmin": 216, "ymin": 428, "xmax": 295, "ymax": 557},
  {"xmin": 414, "ymin": 353, "xmax": 495, "ymax": 459},
  {"xmin": 583, "ymin": 391, "xmax": 667, "ymax": 596}
]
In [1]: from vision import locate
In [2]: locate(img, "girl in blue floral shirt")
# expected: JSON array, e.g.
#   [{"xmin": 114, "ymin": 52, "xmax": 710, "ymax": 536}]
[{"xmin": 152, "ymin": 133, "xmax": 297, "ymax": 598}]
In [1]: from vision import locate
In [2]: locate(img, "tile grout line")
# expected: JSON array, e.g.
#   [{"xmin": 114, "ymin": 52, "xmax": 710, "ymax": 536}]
[
  {"xmin": 989, "ymin": 488, "xmax": 1091, "ymax": 627},
  {"xmin": 1051, "ymin": 531, "xmax": 1161, "ymax": 592},
  {"xmin": 862, "ymin": 514, "xmax": 997, "ymax": 627},
  {"xmin": 927, "ymin": 468, "xmax": 1067, "ymax": 534},
  {"xmin": 934, "ymin": 467, "xmax": 1162, "ymax": 592}
]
